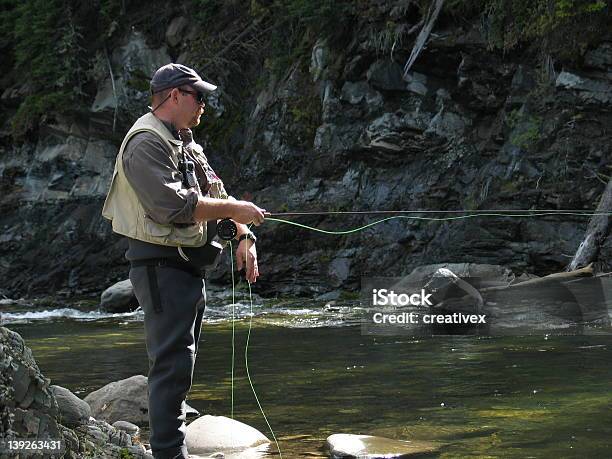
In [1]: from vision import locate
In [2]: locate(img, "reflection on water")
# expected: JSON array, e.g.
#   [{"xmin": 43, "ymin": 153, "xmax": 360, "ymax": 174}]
[{"xmin": 8, "ymin": 308, "xmax": 612, "ymax": 458}]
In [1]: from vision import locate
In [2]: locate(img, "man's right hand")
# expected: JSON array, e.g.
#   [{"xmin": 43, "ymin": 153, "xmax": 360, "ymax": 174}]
[{"xmin": 231, "ymin": 200, "xmax": 267, "ymax": 226}]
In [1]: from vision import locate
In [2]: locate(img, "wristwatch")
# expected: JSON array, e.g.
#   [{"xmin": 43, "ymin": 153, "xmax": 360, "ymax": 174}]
[{"xmin": 237, "ymin": 232, "xmax": 257, "ymax": 244}]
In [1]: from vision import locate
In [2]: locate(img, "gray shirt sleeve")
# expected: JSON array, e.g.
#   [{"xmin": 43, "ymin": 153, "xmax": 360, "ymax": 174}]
[{"xmin": 122, "ymin": 132, "xmax": 198, "ymax": 225}]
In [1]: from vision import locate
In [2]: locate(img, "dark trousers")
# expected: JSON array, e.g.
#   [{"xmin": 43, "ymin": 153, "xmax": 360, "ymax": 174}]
[{"xmin": 130, "ymin": 265, "xmax": 206, "ymax": 459}]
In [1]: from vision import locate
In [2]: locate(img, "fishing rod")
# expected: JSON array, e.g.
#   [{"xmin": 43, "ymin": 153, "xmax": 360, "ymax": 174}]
[
  {"xmin": 267, "ymin": 209, "xmax": 605, "ymax": 216},
  {"xmin": 215, "ymin": 209, "xmax": 611, "ymax": 240}
]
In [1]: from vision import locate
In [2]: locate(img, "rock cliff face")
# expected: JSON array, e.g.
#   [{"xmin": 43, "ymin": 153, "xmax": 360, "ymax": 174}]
[{"xmin": 0, "ymin": 3, "xmax": 610, "ymax": 298}]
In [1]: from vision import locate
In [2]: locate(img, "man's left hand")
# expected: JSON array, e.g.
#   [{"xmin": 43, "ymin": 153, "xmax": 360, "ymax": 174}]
[{"xmin": 236, "ymin": 239, "xmax": 259, "ymax": 283}]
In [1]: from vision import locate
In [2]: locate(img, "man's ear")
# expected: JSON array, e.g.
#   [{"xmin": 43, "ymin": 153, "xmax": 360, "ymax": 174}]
[{"xmin": 170, "ymin": 88, "xmax": 180, "ymax": 104}]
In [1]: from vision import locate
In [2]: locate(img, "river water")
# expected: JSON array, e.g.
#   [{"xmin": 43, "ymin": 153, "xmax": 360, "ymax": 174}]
[{"xmin": 4, "ymin": 295, "xmax": 612, "ymax": 458}]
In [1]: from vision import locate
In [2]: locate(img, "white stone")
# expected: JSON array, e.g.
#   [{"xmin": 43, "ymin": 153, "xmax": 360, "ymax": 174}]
[
  {"xmin": 185, "ymin": 415, "xmax": 270, "ymax": 454},
  {"xmin": 326, "ymin": 433, "xmax": 440, "ymax": 458}
]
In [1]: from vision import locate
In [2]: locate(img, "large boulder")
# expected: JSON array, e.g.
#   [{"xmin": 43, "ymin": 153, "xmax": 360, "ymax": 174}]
[
  {"xmin": 402, "ymin": 263, "xmax": 516, "ymax": 289},
  {"xmin": 326, "ymin": 433, "xmax": 440, "ymax": 458},
  {"xmin": 84, "ymin": 375, "xmax": 149, "ymax": 425},
  {"xmin": 84, "ymin": 375, "xmax": 199, "ymax": 425},
  {"xmin": 100, "ymin": 279, "xmax": 137, "ymax": 313},
  {"xmin": 185, "ymin": 415, "xmax": 270, "ymax": 454},
  {"xmin": 51, "ymin": 385, "xmax": 92, "ymax": 427}
]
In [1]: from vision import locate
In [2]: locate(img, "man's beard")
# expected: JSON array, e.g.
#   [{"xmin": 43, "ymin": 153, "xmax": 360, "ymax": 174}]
[{"xmin": 189, "ymin": 113, "xmax": 201, "ymax": 127}]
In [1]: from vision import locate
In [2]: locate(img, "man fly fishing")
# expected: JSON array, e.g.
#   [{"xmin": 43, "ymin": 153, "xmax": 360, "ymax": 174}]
[{"xmin": 102, "ymin": 63, "xmax": 266, "ymax": 459}]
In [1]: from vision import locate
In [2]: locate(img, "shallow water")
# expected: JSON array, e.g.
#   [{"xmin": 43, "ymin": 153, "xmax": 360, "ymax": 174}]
[{"xmin": 6, "ymin": 301, "xmax": 612, "ymax": 458}]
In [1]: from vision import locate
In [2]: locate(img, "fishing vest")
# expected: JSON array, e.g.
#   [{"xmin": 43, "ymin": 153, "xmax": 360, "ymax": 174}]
[{"xmin": 102, "ymin": 112, "xmax": 222, "ymax": 247}]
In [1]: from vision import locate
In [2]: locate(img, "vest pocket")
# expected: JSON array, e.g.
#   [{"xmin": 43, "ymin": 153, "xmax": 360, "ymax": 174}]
[
  {"xmin": 143, "ymin": 216, "xmax": 172, "ymax": 237},
  {"xmin": 172, "ymin": 223, "xmax": 204, "ymax": 239}
]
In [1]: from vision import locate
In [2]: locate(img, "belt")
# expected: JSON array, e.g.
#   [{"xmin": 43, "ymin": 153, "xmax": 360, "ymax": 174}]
[{"xmin": 130, "ymin": 258, "xmax": 202, "ymax": 278}]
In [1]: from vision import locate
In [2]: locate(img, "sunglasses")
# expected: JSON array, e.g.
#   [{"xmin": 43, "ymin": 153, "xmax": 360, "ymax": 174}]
[{"xmin": 178, "ymin": 88, "xmax": 206, "ymax": 105}]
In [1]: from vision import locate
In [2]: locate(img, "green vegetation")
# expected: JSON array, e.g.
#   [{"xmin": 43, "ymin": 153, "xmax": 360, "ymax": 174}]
[
  {"xmin": 119, "ymin": 448, "xmax": 135, "ymax": 459},
  {"xmin": 442, "ymin": 0, "xmax": 609, "ymax": 60},
  {"xmin": 1, "ymin": 0, "xmax": 608, "ymax": 143},
  {"xmin": 2, "ymin": 0, "xmax": 88, "ymax": 137},
  {"xmin": 506, "ymin": 109, "xmax": 542, "ymax": 151},
  {"xmin": 1, "ymin": 0, "xmax": 120, "ymax": 139},
  {"xmin": 196, "ymin": 105, "xmax": 245, "ymax": 157},
  {"xmin": 253, "ymin": 0, "xmax": 353, "ymax": 76},
  {"xmin": 287, "ymin": 94, "xmax": 321, "ymax": 148}
]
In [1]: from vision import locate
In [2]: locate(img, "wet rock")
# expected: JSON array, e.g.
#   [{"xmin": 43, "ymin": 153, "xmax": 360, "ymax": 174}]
[
  {"xmin": 555, "ymin": 71, "xmax": 612, "ymax": 104},
  {"xmin": 185, "ymin": 415, "xmax": 270, "ymax": 454},
  {"xmin": 422, "ymin": 267, "xmax": 484, "ymax": 311},
  {"xmin": 51, "ymin": 385, "xmax": 92, "ymax": 427},
  {"xmin": 100, "ymin": 279, "xmax": 137, "ymax": 313},
  {"xmin": 326, "ymin": 433, "xmax": 440, "ymax": 458},
  {"xmin": 84, "ymin": 375, "xmax": 149, "ymax": 425},
  {"xmin": 403, "ymin": 263, "xmax": 515, "ymax": 288},
  {"xmin": 367, "ymin": 59, "xmax": 406, "ymax": 91}
]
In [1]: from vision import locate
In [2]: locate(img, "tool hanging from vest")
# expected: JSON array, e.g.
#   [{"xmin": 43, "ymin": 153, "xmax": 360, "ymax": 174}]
[{"xmin": 216, "ymin": 209, "xmax": 611, "ymax": 241}]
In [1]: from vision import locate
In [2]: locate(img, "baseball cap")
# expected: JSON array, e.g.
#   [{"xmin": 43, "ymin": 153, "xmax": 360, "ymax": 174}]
[{"xmin": 150, "ymin": 63, "xmax": 217, "ymax": 94}]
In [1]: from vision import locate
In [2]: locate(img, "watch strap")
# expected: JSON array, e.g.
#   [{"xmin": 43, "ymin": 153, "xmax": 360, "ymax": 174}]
[{"xmin": 238, "ymin": 232, "xmax": 256, "ymax": 244}]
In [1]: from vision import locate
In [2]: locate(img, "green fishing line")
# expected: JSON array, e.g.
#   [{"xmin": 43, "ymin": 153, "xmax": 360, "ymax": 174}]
[
  {"xmin": 226, "ymin": 209, "xmax": 610, "ymax": 456},
  {"xmin": 266, "ymin": 212, "xmax": 611, "ymax": 235}
]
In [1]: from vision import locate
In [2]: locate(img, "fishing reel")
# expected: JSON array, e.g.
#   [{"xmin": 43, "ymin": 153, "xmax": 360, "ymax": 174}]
[{"xmin": 217, "ymin": 218, "xmax": 238, "ymax": 241}]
